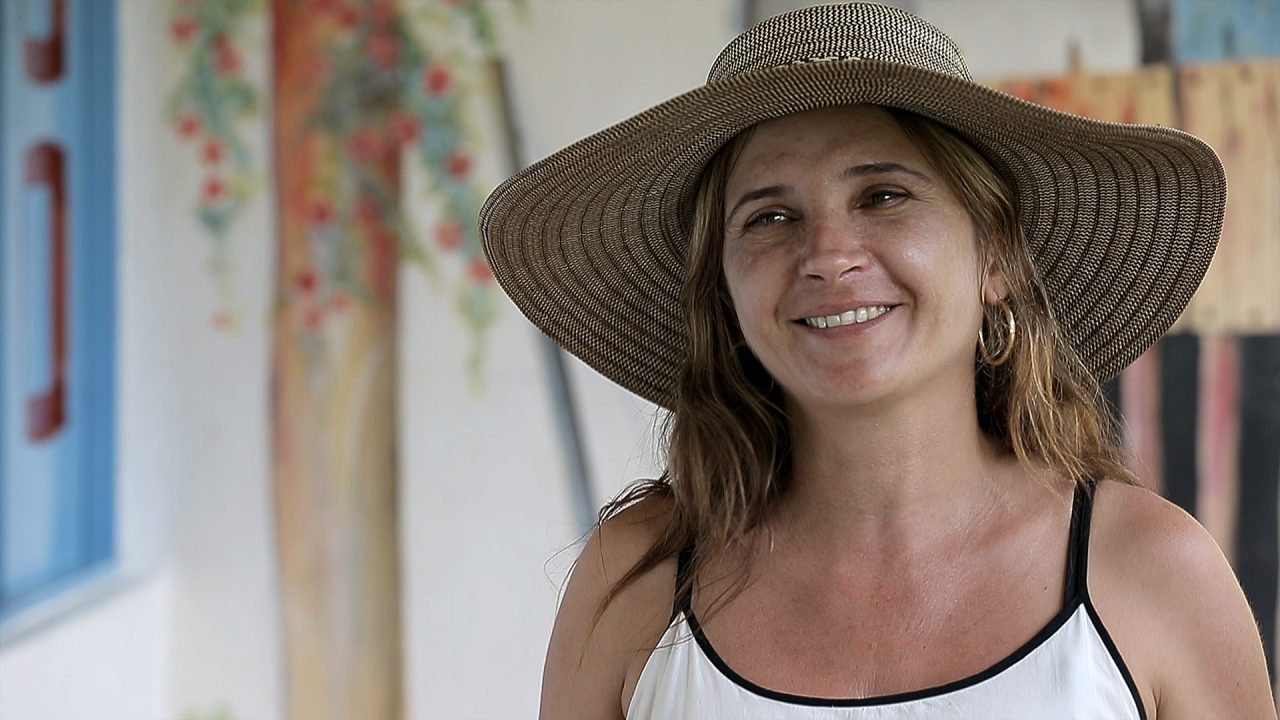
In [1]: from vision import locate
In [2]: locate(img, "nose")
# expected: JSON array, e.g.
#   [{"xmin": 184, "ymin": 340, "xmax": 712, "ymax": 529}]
[{"xmin": 799, "ymin": 217, "xmax": 868, "ymax": 283}]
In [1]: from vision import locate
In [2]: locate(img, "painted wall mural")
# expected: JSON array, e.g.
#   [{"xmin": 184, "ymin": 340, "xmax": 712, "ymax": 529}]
[
  {"xmin": 166, "ymin": 0, "xmax": 506, "ymax": 717},
  {"xmin": 168, "ymin": 0, "xmax": 498, "ymax": 368},
  {"xmin": 167, "ymin": 0, "xmax": 261, "ymax": 330}
]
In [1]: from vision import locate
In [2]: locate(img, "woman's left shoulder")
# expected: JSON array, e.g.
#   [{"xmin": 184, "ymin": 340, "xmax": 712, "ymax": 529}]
[{"xmin": 1088, "ymin": 479, "xmax": 1276, "ymax": 719}]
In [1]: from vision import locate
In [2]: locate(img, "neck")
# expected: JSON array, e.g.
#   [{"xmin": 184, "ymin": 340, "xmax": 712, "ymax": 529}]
[{"xmin": 772, "ymin": 373, "xmax": 1014, "ymax": 555}]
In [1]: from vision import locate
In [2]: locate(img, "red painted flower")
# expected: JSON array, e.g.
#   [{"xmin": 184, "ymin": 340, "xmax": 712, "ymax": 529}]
[
  {"xmin": 308, "ymin": 56, "xmax": 332, "ymax": 85},
  {"xmin": 436, "ymin": 220, "xmax": 463, "ymax": 250},
  {"xmin": 308, "ymin": 199, "xmax": 334, "ymax": 226},
  {"xmin": 170, "ymin": 18, "xmax": 198, "ymax": 44},
  {"xmin": 295, "ymin": 267, "xmax": 319, "ymax": 294},
  {"xmin": 369, "ymin": 0, "xmax": 396, "ymax": 24},
  {"xmin": 355, "ymin": 195, "xmax": 382, "ymax": 228},
  {"xmin": 211, "ymin": 310, "xmax": 232, "ymax": 330},
  {"xmin": 366, "ymin": 32, "xmax": 400, "ymax": 70},
  {"xmin": 389, "ymin": 112, "xmax": 420, "ymax": 145},
  {"xmin": 445, "ymin": 150, "xmax": 472, "ymax": 180},
  {"xmin": 202, "ymin": 177, "xmax": 228, "ymax": 204},
  {"xmin": 467, "ymin": 257, "xmax": 494, "ymax": 284},
  {"xmin": 330, "ymin": 290, "xmax": 353, "ymax": 314},
  {"xmin": 424, "ymin": 64, "xmax": 453, "ymax": 96},
  {"xmin": 303, "ymin": 307, "xmax": 325, "ymax": 333},
  {"xmin": 347, "ymin": 128, "xmax": 384, "ymax": 163},
  {"xmin": 215, "ymin": 40, "xmax": 242, "ymax": 77},
  {"xmin": 335, "ymin": 3, "xmax": 360, "ymax": 31},
  {"xmin": 202, "ymin": 138, "xmax": 225, "ymax": 165},
  {"xmin": 176, "ymin": 113, "xmax": 202, "ymax": 140}
]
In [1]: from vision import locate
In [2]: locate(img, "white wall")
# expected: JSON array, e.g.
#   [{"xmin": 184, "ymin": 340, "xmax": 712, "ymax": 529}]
[{"xmin": 400, "ymin": 3, "xmax": 735, "ymax": 718}]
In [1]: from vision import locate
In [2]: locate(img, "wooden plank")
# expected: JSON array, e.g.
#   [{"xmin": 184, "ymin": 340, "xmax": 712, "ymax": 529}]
[
  {"xmin": 1177, "ymin": 61, "xmax": 1280, "ymax": 333},
  {"xmin": 271, "ymin": 1, "xmax": 404, "ymax": 717}
]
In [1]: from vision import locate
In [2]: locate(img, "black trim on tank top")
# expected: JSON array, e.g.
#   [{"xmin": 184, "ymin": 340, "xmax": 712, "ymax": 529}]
[
  {"xmin": 672, "ymin": 543, "xmax": 696, "ymax": 624},
  {"xmin": 1072, "ymin": 480, "xmax": 1149, "ymax": 720},
  {"xmin": 669, "ymin": 480, "xmax": 1146, "ymax": 715}
]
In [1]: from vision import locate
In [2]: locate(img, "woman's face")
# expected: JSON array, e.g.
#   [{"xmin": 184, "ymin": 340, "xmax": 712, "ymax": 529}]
[{"xmin": 721, "ymin": 105, "xmax": 1000, "ymax": 413}]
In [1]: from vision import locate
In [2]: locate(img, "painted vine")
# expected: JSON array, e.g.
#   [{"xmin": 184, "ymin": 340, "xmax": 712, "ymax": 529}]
[{"xmin": 167, "ymin": 0, "xmax": 500, "ymax": 370}]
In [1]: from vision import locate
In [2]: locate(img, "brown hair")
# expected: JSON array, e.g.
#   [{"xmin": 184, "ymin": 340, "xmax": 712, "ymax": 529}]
[{"xmin": 591, "ymin": 106, "xmax": 1135, "ymax": 626}]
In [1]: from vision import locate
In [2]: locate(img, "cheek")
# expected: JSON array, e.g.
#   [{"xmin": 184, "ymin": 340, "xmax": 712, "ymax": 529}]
[{"xmin": 722, "ymin": 251, "xmax": 777, "ymax": 343}]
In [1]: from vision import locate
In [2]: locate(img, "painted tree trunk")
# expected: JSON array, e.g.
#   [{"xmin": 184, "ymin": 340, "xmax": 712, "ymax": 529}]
[{"xmin": 271, "ymin": 1, "xmax": 403, "ymax": 718}]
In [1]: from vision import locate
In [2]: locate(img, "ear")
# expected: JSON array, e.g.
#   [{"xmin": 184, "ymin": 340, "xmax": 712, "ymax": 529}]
[{"xmin": 981, "ymin": 264, "xmax": 1010, "ymax": 305}]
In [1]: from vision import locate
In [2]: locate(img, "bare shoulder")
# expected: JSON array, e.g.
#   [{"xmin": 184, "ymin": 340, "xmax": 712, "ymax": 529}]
[
  {"xmin": 1089, "ymin": 480, "xmax": 1276, "ymax": 719},
  {"xmin": 539, "ymin": 494, "xmax": 679, "ymax": 720}
]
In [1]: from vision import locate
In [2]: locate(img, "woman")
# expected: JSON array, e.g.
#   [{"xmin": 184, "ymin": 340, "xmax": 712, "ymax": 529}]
[{"xmin": 481, "ymin": 4, "xmax": 1275, "ymax": 718}]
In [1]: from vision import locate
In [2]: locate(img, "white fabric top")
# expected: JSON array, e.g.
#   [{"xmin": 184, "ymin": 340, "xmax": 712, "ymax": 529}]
[
  {"xmin": 627, "ymin": 485, "xmax": 1146, "ymax": 719},
  {"xmin": 628, "ymin": 601, "xmax": 1143, "ymax": 719}
]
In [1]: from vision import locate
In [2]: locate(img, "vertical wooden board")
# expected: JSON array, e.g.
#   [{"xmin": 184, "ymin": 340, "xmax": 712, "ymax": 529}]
[
  {"xmin": 1122, "ymin": 347, "xmax": 1164, "ymax": 491},
  {"xmin": 1197, "ymin": 335, "xmax": 1241, "ymax": 562},
  {"xmin": 1176, "ymin": 63, "xmax": 1228, "ymax": 332},
  {"xmin": 990, "ymin": 66, "xmax": 1175, "ymax": 124},
  {"xmin": 270, "ymin": 1, "xmax": 404, "ymax": 718},
  {"xmin": 1178, "ymin": 61, "xmax": 1280, "ymax": 334}
]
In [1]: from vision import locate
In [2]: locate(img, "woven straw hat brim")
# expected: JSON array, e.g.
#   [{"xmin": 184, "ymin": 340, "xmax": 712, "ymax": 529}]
[{"xmin": 480, "ymin": 58, "xmax": 1225, "ymax": 411}]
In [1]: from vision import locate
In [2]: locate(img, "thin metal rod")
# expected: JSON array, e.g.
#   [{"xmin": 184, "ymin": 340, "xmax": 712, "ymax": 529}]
[{"xmin": 487, "ymin": 58, "xmax": 597, "ymax": 531}]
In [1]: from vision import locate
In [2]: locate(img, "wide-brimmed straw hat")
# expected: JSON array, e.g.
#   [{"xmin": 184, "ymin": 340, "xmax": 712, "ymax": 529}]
[{"xmin": 480, "ymin": 2, "xmax": 1224, "ymax": 410}]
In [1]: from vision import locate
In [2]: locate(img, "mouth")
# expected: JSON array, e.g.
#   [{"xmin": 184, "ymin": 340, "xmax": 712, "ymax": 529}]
[{"xmin": 799, "ymin": 305, "xmax": 894, "ymax": 329}]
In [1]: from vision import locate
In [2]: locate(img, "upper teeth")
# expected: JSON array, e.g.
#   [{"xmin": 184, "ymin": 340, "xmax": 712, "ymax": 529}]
[{"xmin": 804, "ymin": 305, "xmax": 890, "ymax": 329}]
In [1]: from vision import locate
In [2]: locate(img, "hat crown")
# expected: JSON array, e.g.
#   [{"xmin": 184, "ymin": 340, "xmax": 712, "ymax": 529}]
[{"xmin": 708, "ymin": 2, "xmax": 972, "ymax": 84}]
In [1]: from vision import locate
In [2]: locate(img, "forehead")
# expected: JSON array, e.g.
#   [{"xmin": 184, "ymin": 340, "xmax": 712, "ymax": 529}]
[{"xmin": 729, "ymin": 105, "xmax": 930, "ymax": 182}]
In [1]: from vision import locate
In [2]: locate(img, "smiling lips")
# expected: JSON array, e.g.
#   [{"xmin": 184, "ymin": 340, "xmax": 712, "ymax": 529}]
[{"xmin": 802, "ymin": 305, "xmax": 893, "ymax": 329}]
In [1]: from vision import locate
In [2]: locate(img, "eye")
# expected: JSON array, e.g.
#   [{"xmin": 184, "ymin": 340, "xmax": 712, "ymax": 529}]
[
  {"xmin": 744, "ymin": 209, "xmax": 794, "ymax": 230},
  {"xmin": 861, "ymin": 188, "xmax": 909, "ymax": 208}
]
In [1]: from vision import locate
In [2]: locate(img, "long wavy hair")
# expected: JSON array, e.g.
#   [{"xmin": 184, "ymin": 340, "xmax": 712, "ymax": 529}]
[{"xmin": 591, "ymin": 106, "xmax": 1136, "ymax": 625}]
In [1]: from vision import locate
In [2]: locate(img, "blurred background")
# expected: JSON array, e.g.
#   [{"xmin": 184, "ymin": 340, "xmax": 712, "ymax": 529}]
[{"xmin": 0, "ymin": 0, "xmax": 1276, "ymax": 718}]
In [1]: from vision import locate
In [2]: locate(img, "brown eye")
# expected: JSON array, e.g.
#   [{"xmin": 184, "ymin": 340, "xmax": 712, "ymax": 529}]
[
  {"xmin": 745, "ymin": 210, "xmax": 793, "ymax": 229},
  {"xmin": 863, "ymin": 189, "xmax": 908, "ymax": 208}
]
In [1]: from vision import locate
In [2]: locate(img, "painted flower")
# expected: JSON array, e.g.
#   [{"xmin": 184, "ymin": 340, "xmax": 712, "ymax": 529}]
[
  {"xmin": 347, "ymin": 128, "xmax": 384, "ymax": 163},
  {"xmin": 214, "ymin": 36, "xmax": 243, "ymax": 77},
  {"xmin": 295, "ymin": 267, "xmax": 319, "ymax": 294},
  {"xmin": 366, "ymin": 32, "xmax": 400, "ymax": 70},
  {"xmin": 467, "ymin": 257, "xmax": 494, "ymax": 285},
  {"xmin": 389, "ymin": 112, "xmax": 420, "ymax": 145},
  {"xmin": 335, "ymin": 3, "xmax": 360, "ymax": 31},
  {"xmin": 436, "ymin": 220, "xmax": 463, "ymax": 250},
  {"xmin": 308, "ymin": 198, "xmax": 335, "ymax": 226},
  {"xmin": 170, "ymin": 18, "xmax": 199, "ymax": 44},
  {"xmin": 211, "ymin": 310, "xmax": 232, "ymax": 330},
  {"xmin": 308, "ymin": 56, "xmax": 332, "ymax": 85},
  {"xmin": 424, "ymin": 63, "xmax": 453, "ymax": 96},
  {"xmin": 330, "ymin": 290, "xmax": 353, "ymax": 314},
  {"xmin": 355, "ymin": 195, "xmax": 382, "ymax": 229},
  {"xmin": 369, "ymin": 0, "xmax": 396, "ymax": 25},
  {"xmin": 176, "ymin": 113, "xmax": 202, "ymax": 140},
  {"xmin": 202, "ymin": 138, "xmax": 225, "ymax": 165},
  {"xmin": 202, "ymin": 177, "xmax": 228, "ymax": 205},
  {"xmin": 302, "ymin": 306, "xmax": 325, "ymax": 334},
  {"xmin": 445, "ymin": 150, "xmax": 472, "ymax": 180}
]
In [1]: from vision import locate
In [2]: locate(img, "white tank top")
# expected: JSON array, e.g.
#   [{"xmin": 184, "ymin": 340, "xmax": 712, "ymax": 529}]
[{"xmin": 628, "ymin": 485, "xmax": 1147, "ymax": 719}]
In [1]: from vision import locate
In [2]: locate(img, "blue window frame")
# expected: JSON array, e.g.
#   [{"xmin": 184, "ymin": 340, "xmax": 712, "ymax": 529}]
[{"xmin": 0, "ymin": 0, "xmax": 117, "ymax": 622}]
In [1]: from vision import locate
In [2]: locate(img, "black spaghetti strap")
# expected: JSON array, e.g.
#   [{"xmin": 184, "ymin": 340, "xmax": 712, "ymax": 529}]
[
  {"xmin": 1063, "ymin": 481, "xmax": 1096, "ymax": 603},
  {"xmin": 672, "ymin": 542, "xmax": 696, "ymax": 623}
]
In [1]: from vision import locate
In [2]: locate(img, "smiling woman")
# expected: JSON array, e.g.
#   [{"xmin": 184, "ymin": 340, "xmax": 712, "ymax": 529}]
[{"xmin": 479, "ymin": 3, "xmax": 1276, "ymax": 719}]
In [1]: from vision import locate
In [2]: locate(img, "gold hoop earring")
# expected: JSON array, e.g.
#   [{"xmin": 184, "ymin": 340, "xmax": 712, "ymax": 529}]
[{"xmin": 978, "ymin": 301, "xmax": 1016, "ymax": 367}]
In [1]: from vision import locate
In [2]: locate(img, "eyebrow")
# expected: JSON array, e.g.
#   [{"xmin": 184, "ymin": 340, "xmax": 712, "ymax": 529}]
[
  {"xmin": 842, "ymin": 161, "xmax": 932, "ymax": 184},
  {"xmin": 725, "ymin": 162, "xmax": 933, "ymax": 221}
]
